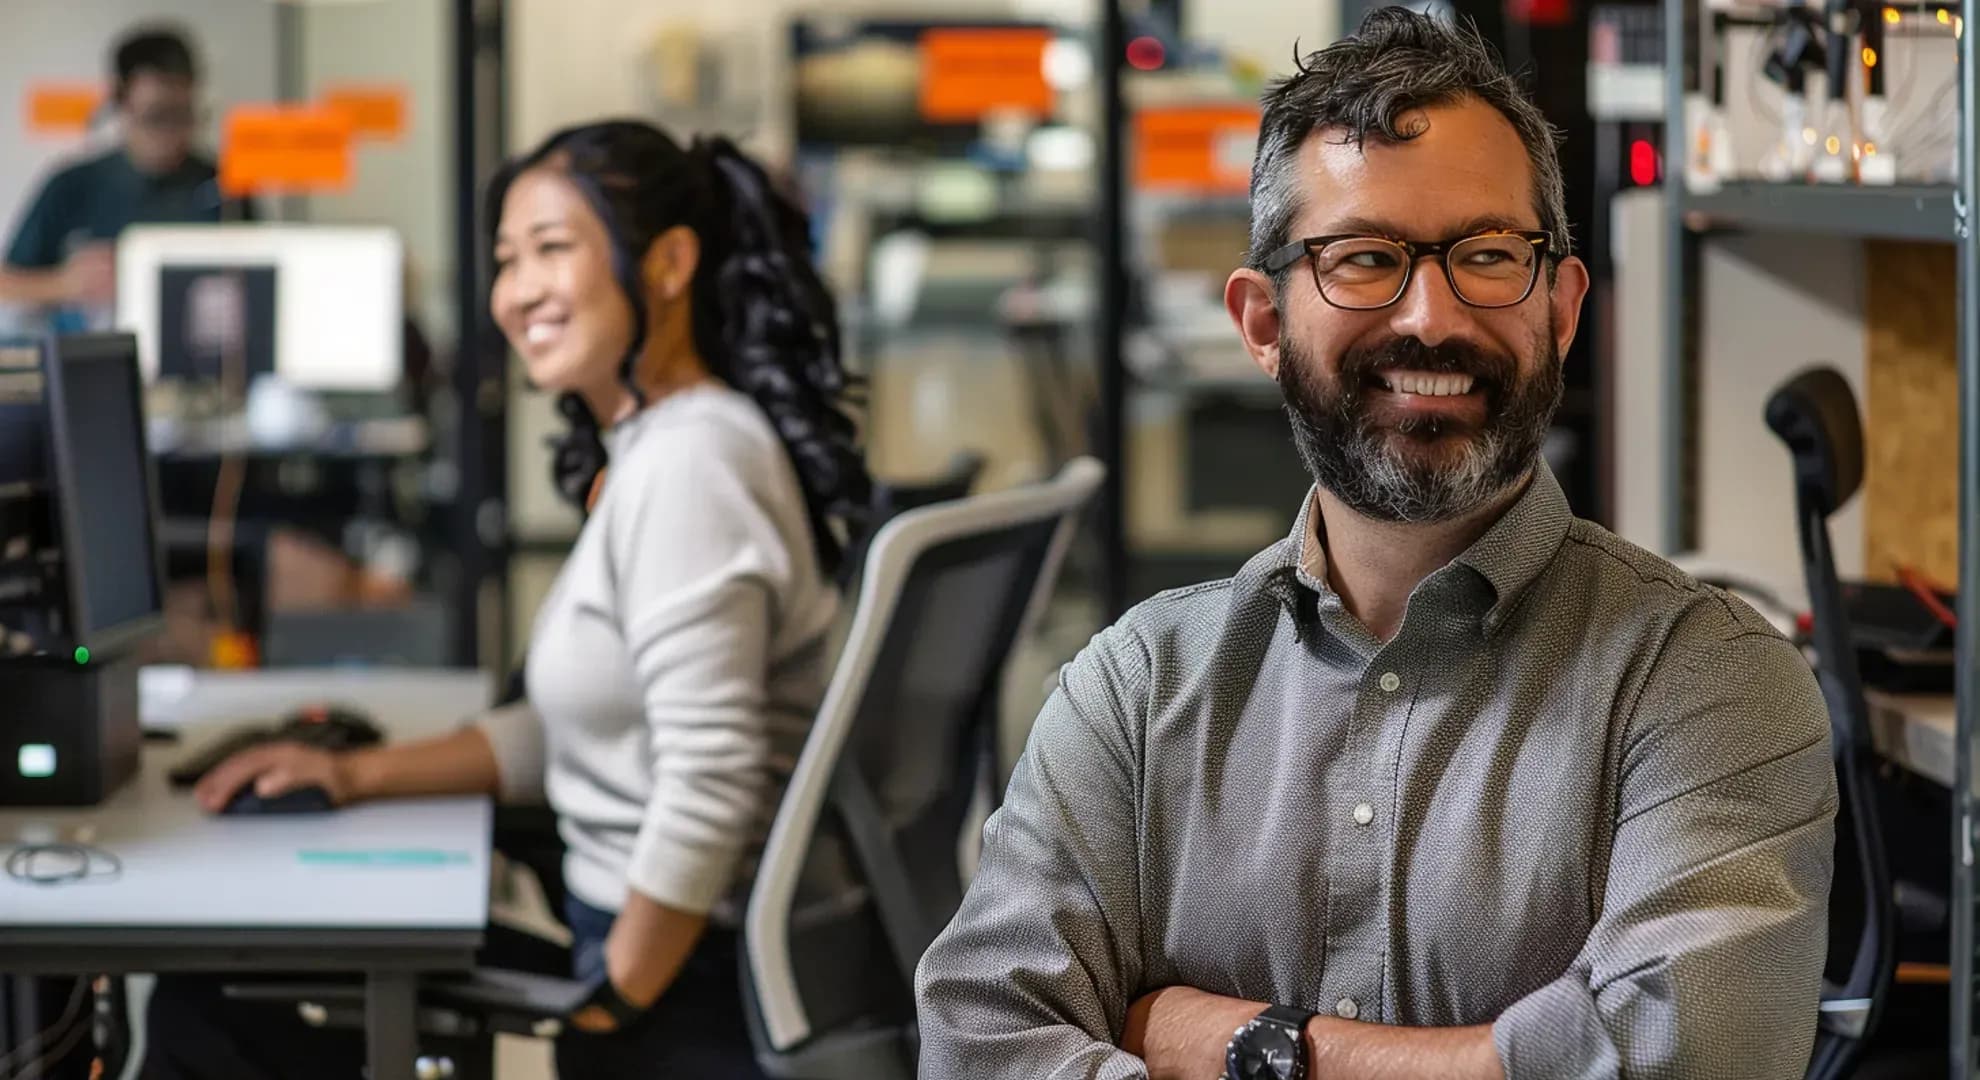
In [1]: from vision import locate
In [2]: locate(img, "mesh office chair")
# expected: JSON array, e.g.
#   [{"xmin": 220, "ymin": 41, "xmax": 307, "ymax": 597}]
[
  {"xmin": 839, "ymin": 451, "xmax": 986, "ymax": 588},
  {"xmin": 742, "ymin": 455, "xmax": 1105, "ymax": 1079},
  {"xmin": 1764, "ymin": 368, "xmax": 1895, "ymax": 1080}
]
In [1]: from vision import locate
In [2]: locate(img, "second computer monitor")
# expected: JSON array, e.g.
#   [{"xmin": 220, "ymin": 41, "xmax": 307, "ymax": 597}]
[
  {"xmin": 42, "ymin": 333, "xmax": 166, "ymax": 657},
  {"xmin": 116, "ymin": 224, "xmax": 403, "ymax": 393}
]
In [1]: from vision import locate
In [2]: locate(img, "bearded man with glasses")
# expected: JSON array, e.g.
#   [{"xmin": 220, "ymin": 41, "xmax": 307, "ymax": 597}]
[{"xmin": 916, "ymin": 10, "xmax": 1835, "ymax": 1080}]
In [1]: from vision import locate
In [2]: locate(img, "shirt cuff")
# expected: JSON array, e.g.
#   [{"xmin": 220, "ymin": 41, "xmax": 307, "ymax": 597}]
[
  {"xmin": 625, "ymin": 823, "xmax": 745, "ymax": 916},
  {"xmin": 1491, "ymin": 970, "xmax": 1623, "ymax": 1080},
  {"xmin": 470, "ymin": 700, "xmax": 548, "ymax": 805}
]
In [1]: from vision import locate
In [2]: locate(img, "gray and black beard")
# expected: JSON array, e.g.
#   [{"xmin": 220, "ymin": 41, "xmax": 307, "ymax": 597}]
[{"xmin": 1277, "ymin": 327, "xmax": 1563, "ymax": 523}]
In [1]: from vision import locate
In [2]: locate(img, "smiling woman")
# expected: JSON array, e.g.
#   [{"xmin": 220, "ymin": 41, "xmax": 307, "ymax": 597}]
[{"xmin": 139, "ymin": 121, "xmax": 869, "ymax": 1080}]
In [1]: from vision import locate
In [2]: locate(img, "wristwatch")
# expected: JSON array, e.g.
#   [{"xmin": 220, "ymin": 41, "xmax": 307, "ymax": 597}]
[
  {"xmin": 1224, "ymin": 1004, "xmax": 1318, "ymax": 1080},
  {"xmin": 577, "ymin": 973, "xmax": 648, "ymax": 1029}
]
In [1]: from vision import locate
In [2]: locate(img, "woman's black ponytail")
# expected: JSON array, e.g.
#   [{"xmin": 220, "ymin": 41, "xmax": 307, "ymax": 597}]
[
  {"xmin": 487, "ymin": 121, "xmax": 870, "ymax": 574},
  {"xmin": 688, "ymin": 137, "xmax": 868, "ymax": 574}
]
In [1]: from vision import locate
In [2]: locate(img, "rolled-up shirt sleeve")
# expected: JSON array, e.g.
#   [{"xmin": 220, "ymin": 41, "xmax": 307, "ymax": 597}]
[
  {"xmin": 915, "ymin": 624, "xmax": 1153, "ymax": 1080},
  {"xmin": 1493, "ymin": 615, "xmax": 1837, "ymax": 1080}
]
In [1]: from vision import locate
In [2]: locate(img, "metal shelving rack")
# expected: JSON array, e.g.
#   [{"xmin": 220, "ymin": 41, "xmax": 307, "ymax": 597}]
[{"xmin": 1660, "ymin": 0, "xmax": 1977, "ymax": 1071}]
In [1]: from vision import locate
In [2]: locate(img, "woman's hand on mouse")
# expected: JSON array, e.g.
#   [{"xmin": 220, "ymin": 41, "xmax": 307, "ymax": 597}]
[{"xmin": 194, "ymin": 743, "xmax": 352, "ymax": 812}]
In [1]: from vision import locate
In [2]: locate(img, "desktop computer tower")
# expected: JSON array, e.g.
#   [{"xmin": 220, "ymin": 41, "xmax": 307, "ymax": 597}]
[{"xmin": 0, "ymin": 656, "xmax": 141, "ymax": 807}]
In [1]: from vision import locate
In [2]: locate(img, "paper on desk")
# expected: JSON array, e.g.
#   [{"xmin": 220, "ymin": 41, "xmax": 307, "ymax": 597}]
[{"xmin": 298, "ymin": 848, "xmax": 471, "ymax": 867}]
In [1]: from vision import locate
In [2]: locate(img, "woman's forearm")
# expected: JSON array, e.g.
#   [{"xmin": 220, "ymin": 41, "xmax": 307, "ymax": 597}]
[
  {"xmin": 605, "ymin": 888, "xmax": 710, "ymax": 1007},
  {"xmin": 339, "ymin": 725, "xmax": 504, "ymax": 803},
  {"xmin": 0, "ymin": 266, "xmax": 65, "ymax": 306}
]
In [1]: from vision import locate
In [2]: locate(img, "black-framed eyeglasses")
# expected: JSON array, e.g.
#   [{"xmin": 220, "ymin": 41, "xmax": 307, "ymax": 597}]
[
  {"xmin": 1263, "ymin": 229, "xmax": 1555, "ymax": 311},
  {"xmin": 129, "ymin": 105, "xmax": 206, "ymax": 132}
]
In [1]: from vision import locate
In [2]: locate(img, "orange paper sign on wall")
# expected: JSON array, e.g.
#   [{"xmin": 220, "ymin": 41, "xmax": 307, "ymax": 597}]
[
  {"xmin": 1135, "ymin": 104, "xmax": 1261, "ymax": 194},
  {"xmin": 919, "ymin": 28, "xmax": 1054, "ymax": 122},
  {"xmin": 220, "ymin": 105, "xmax": 353, "ymax": 196},
  {"xmin": 25, "ymin": 84, "xmax": 105, "ymax": 136},
  {"xmin": 322, "ymin": 85, "xmax": 408, "ymax": 141}
]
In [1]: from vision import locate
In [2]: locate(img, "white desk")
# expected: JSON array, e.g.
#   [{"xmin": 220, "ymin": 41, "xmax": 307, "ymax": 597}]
[
  {"xmin": 0, "ymin": 667, "xmax": 495, "ymax": 1080},
  {"xmin": 1867, "ymin": 690, "xmax": 1958, "ymax": 789}
]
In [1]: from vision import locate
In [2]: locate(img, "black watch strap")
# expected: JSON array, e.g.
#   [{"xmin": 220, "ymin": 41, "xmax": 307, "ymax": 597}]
[
  {"xmin": 1258, "ymin": 1004, "xmax": 1318, "ymax": 1031},
  {"xmin": 580, "ymin": 974, "xmax": 648, "ymax": 1028}
]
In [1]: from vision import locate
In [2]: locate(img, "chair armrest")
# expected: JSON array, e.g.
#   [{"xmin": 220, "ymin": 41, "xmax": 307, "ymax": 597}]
[
  {"xmin": 421, "ymin": 968, "xmax": 591, "ymax": 1027},
  {"xmin": 222, "ymin": 968, "xmax": 591, "ymax": 1040}
]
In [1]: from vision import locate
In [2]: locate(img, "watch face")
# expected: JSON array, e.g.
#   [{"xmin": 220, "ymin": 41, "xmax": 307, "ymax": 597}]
[{"xmin": 1226, "ymin": 1018, "xmax": 1304, "ymax": 1080}]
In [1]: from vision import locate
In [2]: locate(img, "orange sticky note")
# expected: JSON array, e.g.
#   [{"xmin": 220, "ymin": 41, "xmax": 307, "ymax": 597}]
[
  {"xmin": 322, "ymin": 85, "xmax": 407, "ymax": 141},
  {"xmin": 1135, "ymin": 105, "xmax": 1261, "ymax": 194},
  {"xmin": 220, "ymin": 104, "xmax": 354, "ymax": 196},
  {"xmin": 26, "ymin": 84, "xmax": 105, "ymax": 136},
  {"xmin": 919, "ymin": 28, "xmax": 1054, "ymax": 122}
]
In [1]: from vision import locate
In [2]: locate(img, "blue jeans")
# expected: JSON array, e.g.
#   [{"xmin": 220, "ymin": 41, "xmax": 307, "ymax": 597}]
[{"xmin": 558, "ymin": 896, "xmax": 770, "ymax": 1079}]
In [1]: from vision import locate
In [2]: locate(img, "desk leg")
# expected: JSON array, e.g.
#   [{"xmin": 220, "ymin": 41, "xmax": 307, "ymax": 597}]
[{"xmin": 365, "ymin": 971, "xmax": 418, "ymax": 1080}]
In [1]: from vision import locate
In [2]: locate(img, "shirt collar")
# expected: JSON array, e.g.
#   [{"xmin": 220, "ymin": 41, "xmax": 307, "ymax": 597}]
[
  {"xmin": 1244, "ymin": 460, "xmax": 1573, "ymax": 639},
  {"xmin": 1451, "ymin": 463, "xmax": 1573, "ymax": 633}
]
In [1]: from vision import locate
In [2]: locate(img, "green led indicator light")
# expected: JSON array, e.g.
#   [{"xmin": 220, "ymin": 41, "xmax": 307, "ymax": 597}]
[{"xmin": 73, "ymin": 646, "xmax": 89, "ymax": 665}]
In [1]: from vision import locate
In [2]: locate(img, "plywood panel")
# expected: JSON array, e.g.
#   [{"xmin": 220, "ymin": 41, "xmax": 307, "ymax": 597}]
[{"xmin": 1864, "ymin": 241, "xmax": 1959, "ymax": 587}]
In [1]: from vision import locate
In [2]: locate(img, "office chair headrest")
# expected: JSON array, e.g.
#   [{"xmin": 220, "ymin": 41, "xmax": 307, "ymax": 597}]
[{"xmin": 1764, "ymin": 367, "xmax": 1864, "ymax": 518}]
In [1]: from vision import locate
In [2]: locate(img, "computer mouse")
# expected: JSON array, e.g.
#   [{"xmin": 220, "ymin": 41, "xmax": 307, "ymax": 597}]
[{"xmin": 222, "ymin": 785, "xmax": 335, "ymax": 816}]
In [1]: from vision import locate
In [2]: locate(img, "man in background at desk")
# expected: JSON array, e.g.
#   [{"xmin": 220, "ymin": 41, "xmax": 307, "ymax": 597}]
[{"xmin": 0, "ymin": 25, "xmax": 249, "ymax": 333}]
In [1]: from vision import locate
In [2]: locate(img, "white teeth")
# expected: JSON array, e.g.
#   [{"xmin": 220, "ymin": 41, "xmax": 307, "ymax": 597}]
[
  {"xmin": 1383, "ymin": 372, "xmax": 1476, "ymax": 397},
  {"xmin": 525, "ymin": 323, "xmax": 560, "ymax": 346}
]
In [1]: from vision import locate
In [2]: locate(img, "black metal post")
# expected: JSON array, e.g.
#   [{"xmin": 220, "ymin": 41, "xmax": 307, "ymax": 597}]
[
  {"xmin": 448, "ymin": 0, "xmax": 508, "ymax": 668},
  {"xmin": 1951, "ymin": 0, "xmax": 1978, "ymax": 1066},
  {"xmin": 1097, "ymin": 0, "xmax": 1129, "ymax": 617}
]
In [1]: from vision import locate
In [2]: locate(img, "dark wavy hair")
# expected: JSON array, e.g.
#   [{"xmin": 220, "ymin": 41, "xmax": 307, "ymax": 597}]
[
  {"xmin": 1246, "ymin": 7, "xmax": 1571, "ymax": 286},
  {"xmin": 113, "ymin": 25, "xmax": 199, "ymax": 98},
  {"xmin": 486, "ymin": 120, "xmax": 870, "ymax": 575}
]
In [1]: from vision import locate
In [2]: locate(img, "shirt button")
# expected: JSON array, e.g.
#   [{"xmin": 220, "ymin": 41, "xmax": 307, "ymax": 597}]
[
  {"xmin": 1379, "ymin": 672, "xmax": 1401, "ymax": 693},
  {"xmin": 1352, "ymin": 802, "xmax": 1375, "ymax": 826},
  {"xmin": 1336, "ymin": 997, "xmax": 1359, "ymax": 1020}
]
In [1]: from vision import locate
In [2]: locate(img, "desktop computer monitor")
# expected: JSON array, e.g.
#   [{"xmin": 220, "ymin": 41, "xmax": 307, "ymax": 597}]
[
  {"xmin": 42, "ymin": 333, "xmax": 167, "ymax": 656},
  {"xmin": 115, "ymin": 224, "xmax": 404, "ymax": 393}
]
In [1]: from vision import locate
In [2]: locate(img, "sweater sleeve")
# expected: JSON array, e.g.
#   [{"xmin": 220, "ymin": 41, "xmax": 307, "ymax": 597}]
[
  {"xmin": 471, "ymin": 699, "xmax": 549, "ymax": 805},
  {"xmin": 601, "ymin": 423, "xmax": 793, "ymax": 915}
]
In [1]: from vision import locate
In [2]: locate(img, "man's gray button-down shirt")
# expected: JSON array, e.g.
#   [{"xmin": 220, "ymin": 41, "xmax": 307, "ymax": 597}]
[{"xmin": 915, "ymin": 465, "xmax": 1836, "ymax": 1080}]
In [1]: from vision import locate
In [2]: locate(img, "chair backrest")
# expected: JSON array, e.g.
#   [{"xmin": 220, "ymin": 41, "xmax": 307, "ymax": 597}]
[
  {"xmin": 1764, "ymin": 368, "xmax": 1893, "ymax": 1080},
  {"xmin": 838, "ymin": 451, "xmax": 987, "ymax": 588},
  {"xmin": 744, "ymin": 457, "xmax": 1105, "ymax": 1059}
]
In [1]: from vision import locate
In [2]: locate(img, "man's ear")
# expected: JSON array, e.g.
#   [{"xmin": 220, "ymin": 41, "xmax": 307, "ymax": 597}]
[
  {"xmin": 641, "ymin": 225, "xmax": 701, "ymax": 306},
  {"xmin": 1225, "ymin": 268, "xmax": 1284, "ymax": 380},
  {"xmin": 1547, "ymin": 255, "xmax": 1590, "ymax": 359}
]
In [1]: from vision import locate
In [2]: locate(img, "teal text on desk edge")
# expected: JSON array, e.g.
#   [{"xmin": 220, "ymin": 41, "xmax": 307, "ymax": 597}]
[{"xmin": 297, "ymin": 849, "xmax": 471, "ymax": 867}]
